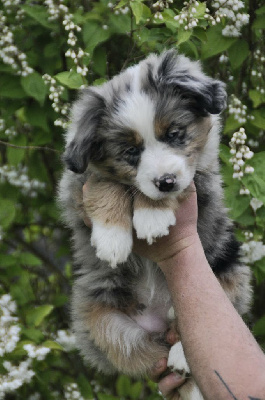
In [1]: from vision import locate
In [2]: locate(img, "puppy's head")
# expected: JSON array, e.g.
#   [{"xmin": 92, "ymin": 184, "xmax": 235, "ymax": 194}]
[{"xmin": 64, "ymin": 50, "xmax": 226, "ymax": 200}]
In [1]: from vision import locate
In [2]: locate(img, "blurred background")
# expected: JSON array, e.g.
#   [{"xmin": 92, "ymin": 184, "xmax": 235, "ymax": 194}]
[{"xmin": 0, "ymin": 1, "xmax": 265, "ymax": 399}]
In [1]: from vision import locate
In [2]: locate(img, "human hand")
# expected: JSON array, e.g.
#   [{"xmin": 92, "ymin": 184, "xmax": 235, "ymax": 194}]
[
  {"xmin": 133, "ymin": 182, "xmax": 199, "ymax": 270},
  {"xmin": 149, "ymin": 330, "xmax": 185, "ymax": 400}
]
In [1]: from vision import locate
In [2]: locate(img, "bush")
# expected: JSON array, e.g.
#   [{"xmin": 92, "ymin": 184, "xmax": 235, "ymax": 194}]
[{"xmin": 0, "ymin": 1, "xmax": 265, "ymax": 399}]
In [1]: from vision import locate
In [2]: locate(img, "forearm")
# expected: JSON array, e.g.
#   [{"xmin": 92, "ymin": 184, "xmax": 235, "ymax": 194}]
[{"xmin": 160, "ymin": 234, "xmax": 265, "ymax": 400}]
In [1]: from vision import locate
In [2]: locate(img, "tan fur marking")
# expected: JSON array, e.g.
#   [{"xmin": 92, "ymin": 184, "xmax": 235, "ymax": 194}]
[
  {"xmin": 185, "ymin": 117, "xmax": 212, "ymax": 164},
  {"xmin": 82, "ymin": 302, "xmax": 168, "ymax": 376},
  {"xmin": 83, "ymin": 175, "xmax": 132, "ymax": 229},
  {"xmin": 133, "ymin": 191, "xmax": 178, "ymax": 211},
  {"xmin": 154, "ymin": 117, "xmax": 170, "ymax": 139}
]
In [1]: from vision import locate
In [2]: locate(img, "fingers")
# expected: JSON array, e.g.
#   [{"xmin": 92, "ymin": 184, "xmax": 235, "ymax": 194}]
[
  {"xmin": 166, "ymin": 330, "xmax": 179, "ymax": 346},
  {"xmin": 158, "ymin": 372, "xmax": 185, "ymax": 399},
  {"xmin": 149, "ymin": 357, "xmax": 168, "ymax": 382}
]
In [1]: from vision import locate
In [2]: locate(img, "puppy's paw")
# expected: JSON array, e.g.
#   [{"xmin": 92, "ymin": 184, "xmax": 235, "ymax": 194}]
[
  {"xmin": 167, "ymin": 341, "xmax": 190, "ymax": 377},
  {"xmin": 91, "ymin": 222, "xmax": 132, "ymax": 268},
  {"xmin": 133, "ymin": 208, "xmax": 176, "ymax": 244}
]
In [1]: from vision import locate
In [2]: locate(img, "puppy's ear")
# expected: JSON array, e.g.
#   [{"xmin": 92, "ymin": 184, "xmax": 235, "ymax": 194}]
[
  {"xmin": 157, "ymin": 50, "xmax": 227, "ymax": 115},
  {"xmin": 63, "ymin": 89, "xmax": 106, "ymax": 174}
]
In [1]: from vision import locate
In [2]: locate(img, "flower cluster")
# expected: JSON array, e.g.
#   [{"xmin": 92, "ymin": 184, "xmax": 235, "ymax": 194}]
[
  {"xmin": 1, "ymin": 0, "xmax": 24, "ymax": 21},
  {"xmin": 55, "ymin": 329, "xmax": 76, "ymax": 352},
  {"xmin": 251, "ymin": 49, "xmax": 265, "ymax": 95},
  {"xmin": 212, "ymin": 0, "xmax": 249, "ymax": 37},
  {"xmin": 228, "ymin": 95, "xmax": 248, "ymax": 124},
  {"xmin": 0, "ymin": 164, "xmax": 46, "ymax": 197},
  {"xmin": 0, "ymin": 119, "xmax": 18, "ymax": 138},
  {"xmin": 153, "ymin": 0, "xmax": 173, "ymax": 20},
  {"xmin": 0, "ymin": 12, "xmax": 33, "ymax": 76},
  {"xmin": 24, "ymin": 344, "xmax": 51, "ymax": 361},
  {"xmin": 0, "ymin": 294, "xmax": 35, "ymax": 400},
  {"xmin": 241, "ymin": 240, "xmax": 265, "ymax": 264},
  {"xmin": 43, "ymin": 74, "xmax": 70, "ymax": 129},
  {"xmin": 0, "ymin": 294, "xmax": 20, "ymax": 357},
  {"xmin": 0, "ymin": 360, "xmax": 35, "ymax": 400},
  {"xmin": 64, "ymin": 383, "xmax": 85, "ymax": 400},
  {"xmin": 174, "ymin": 1, "xmax": 201, "ymax": 30},
  {"xmin": 229, "ymin": 128, "xmax": 254, "ymax": 187},
  {"xmin": 153, "ymin": 0, "xmax": 173, "ymax": 10},
  {"xmin": 108, "ymin": 3, "xmax": 130, "ymax": 16},
  {"xmin": 45, "ymin": 0, "xmax": 88, "ymax": 77}
]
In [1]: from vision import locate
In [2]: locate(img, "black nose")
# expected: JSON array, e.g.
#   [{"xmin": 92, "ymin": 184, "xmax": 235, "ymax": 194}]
[{"xmin": 154, "ymin": 174, "xmax": 177, "ymax": 192}]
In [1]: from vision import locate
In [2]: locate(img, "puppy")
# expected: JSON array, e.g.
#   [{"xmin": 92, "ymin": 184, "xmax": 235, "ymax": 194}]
[{"xmin": 58, "ymin": 50, "xmax": 252, "ymax": 400}]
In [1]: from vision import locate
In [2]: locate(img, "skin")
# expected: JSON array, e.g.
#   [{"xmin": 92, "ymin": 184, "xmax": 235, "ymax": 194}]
[
  {"xmin": 83, "ymin": 182, "xmax": 265, "ymax": 399},
  {"xmin": 135, "ymin": 183, "xmax": 265, "ymax": 400}
]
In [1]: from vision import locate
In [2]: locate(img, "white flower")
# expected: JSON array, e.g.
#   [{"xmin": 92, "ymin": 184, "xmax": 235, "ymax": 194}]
[
  {"xmin": 241, "ymin": 240, "xmax": 265, "ymax": 263},
  {"xmin": 250, "ymin": 198, "xmax": 263, "ymax": 212},
  {"xmin": 55, "ymin": 329, "xmax": 76, "ymax": 351}
]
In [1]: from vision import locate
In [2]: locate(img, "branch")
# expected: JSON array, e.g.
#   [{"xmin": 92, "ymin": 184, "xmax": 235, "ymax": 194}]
[
  {"xmin": 13, "ymin": 231, "xmax": 71, "ymax": 290},
  {"xmin": 0, "ymin": 140, "xmax": 60, "ymax": 154}
]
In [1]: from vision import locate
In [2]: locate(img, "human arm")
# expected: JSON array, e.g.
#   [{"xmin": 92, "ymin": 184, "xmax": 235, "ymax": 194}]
[{"xmin": 136, "ymin": 184, "xmax": 265, "ymax": 400}]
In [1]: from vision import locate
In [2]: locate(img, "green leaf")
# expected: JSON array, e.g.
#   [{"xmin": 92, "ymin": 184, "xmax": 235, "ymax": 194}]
[
  {"xmin": 93, "ymin": 47, "xmax": 107, "ymax": 77},
  {"xmin": 249, "ymin": 90, "xmax": 265, "ymax": 108},
  {"xmin": 228, "ymin": 40, "xmax": 249, "ymax": 70},
  {"xmin": 42, "ymin": 340, "xmax": 63, "ymax": 350},
  {"xmin": 194, "ymin": 2, "xmax": 206, "ymax": 18},
  {"xmin": 242, "ymin": 174, "xmax": 265, "ymax": 205},
  {"xmin": 253, "ymin": 314, "xmax": 265, "ymax": 336},
  {"xmin": 20, "ymin": 252, "xmax": 42, "ymax": 266},
  {"xmin": 21, "ymin": 328, "xmax": 45, "ymax": 343},
  {"xmin": 253, "ymin": 14, "xmax": 265, "ymax": 29},
  {"xmin": 130, "ymin": 381, "xmax": 143, "ymax": 399},
  {"xmin": 130, "ymin": 1, "xmax": 143, "ymax": 24},
  {"xmin": 223, "ymin": 115, "xmax": 242, "ymax": 134},
  {"xmin": 77, "ymin": 374, "xmax": 94, "ymax": 399},
  {"xmin": 0, "ymin": 199, "xmax": 16, "ymax": 229},
  {"xmin": 7, "ymin": 135, "xmax": 26, "ymax": 166},
  {"xmin": 251, "ymin": 109, "xmax": 265, "ymax": 130},
  {"xmin": 252, "ymin": 258, "xmax": 265, "ymax": 284},
  {"xmin": 201, "ymin": 25, "xmax": 237, "ymax": 59},
  {"xmin": 25, "ymin": 103, "xmax": 49, "ymax": 132},
  {"xmin": 178, "ymin": 28, "xmax": 192, "ymax": 44},
  {"xmin": 26, "ymin": 305, "xmax": 54, "ymax": 327},
  {"xmin": 219, "ymin": 143, "xmax": 231, "ymax": 166},
  {"xmin": 116, "ymin": 375, "xmax": 131, "ymax": 397},
  {"xmin": 22, "ymin": 5, "xmax": 57, "ymax": 30},
  {"xmin": 224, "ymin": 184, "xmax": 250, "ymax": 219},
  {"xmin": 0, "ymin": 74, "xmax": 26, "ymax": 99},
  {"xmin": 55, "ymin": 71, "xmax": 84, "ymax": 89},
  {"xmin": 83, "ymin": 22, "xmax": 110, "ymax": 53},
  {"xmin": 21, "ymin": 72, "xmax": 47, "ymax": 105}
]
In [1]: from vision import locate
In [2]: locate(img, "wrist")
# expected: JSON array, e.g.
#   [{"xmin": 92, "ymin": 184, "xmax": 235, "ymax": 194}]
[{"xmin": 158, "ymin": 233, "xmax": 205, "ymax": 274}]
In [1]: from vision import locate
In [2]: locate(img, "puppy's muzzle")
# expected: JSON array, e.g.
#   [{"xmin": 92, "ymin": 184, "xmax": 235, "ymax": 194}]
[{"xmin": 154, "ymin": 174, "xmax": 178, "ymax": 192}]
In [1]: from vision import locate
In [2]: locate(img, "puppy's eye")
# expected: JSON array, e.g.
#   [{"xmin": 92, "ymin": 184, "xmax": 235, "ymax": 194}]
[
  {"xmin": 165, "ymin": 130, "xmax": 180, "ymax": 140},
  {"xmin": 165, "ymin": 127, "xmax": 186, "ymax": 144},
  {"xmin": 125, "ymin": 146, "xmax": 140, "ymax": 156}
]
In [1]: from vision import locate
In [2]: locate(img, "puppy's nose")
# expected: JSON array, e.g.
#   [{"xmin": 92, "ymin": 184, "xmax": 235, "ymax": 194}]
[{"xmin": 154, "ymin": 174, "xmax": 177, "ymax": 192}]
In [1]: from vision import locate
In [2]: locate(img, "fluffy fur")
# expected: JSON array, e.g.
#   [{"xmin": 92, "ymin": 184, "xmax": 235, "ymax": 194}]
[{"xmin": 58, "ymin": 50, "xmax": 252, "ymax": 400}]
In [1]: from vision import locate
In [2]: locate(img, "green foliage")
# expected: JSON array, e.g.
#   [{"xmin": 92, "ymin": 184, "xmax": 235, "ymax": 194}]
[{"xmin": 0, "ymin": 0, "xmax": 265, "ymax": 399}]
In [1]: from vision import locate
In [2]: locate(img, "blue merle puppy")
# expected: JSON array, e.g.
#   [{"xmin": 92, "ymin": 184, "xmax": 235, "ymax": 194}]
[{"xmin": 58, "ymin": 50, "xmax": 252, "ymax": 400}]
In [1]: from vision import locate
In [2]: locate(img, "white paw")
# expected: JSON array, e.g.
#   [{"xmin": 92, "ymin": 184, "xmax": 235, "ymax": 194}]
[
  {"xmin": 133, "ymin": 208, "xmax": 176, "ymax": 244},
  {"xmin": 91, "ymin": 222, "xmax": 132, "ymax": 268},
  {"xmin": 167, "ymin": 342, "xmax": 190, "ymax": 376}
]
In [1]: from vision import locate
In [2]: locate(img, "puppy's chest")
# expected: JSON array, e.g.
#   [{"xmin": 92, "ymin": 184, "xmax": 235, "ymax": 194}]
[{"xmin": 129, "ymin": 262, "xmax": 172, "ymax": 333}]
